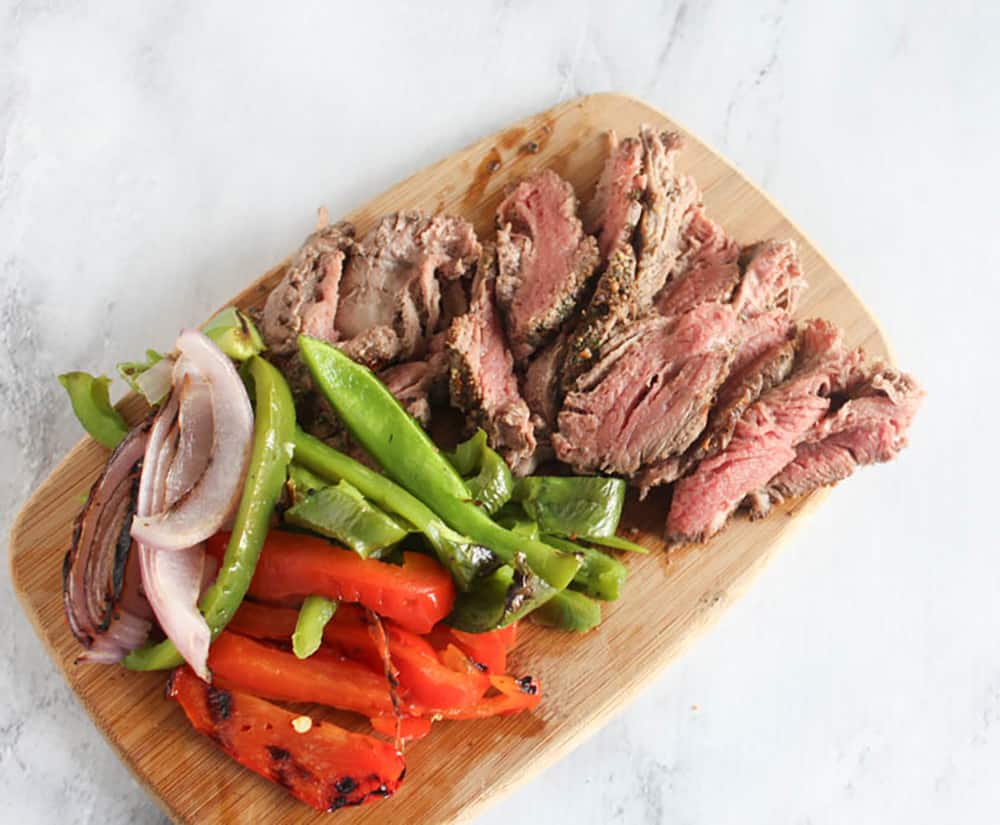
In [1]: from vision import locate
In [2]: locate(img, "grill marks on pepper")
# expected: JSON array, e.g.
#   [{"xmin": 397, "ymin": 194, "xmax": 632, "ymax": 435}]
[{"xmin": 206, "ymin": 686, "xmax": 233, "ymax": 722}]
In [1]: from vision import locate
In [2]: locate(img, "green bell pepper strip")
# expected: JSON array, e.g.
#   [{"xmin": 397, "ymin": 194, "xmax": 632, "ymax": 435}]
[
  {"xmin": 202, "ymin": 307, "xmax": 266, "ymax": 362},
  {"xmin": 447, "ymin": 429, "xmax": 513, "ymax": 515},
  {"xmin": 117, "ymin": 349, "xmax": 165, "ymax": 395},
  {"xmin": 512, "ymin": 476, "xmax": 626, "ymax": 539},
  {"xmin": 447, "ymin": 555, "xmax": 557, "ymax": 633},
  {"xmin": 58, "ymin": 372, "xmax": 128, "ymax": 449},
  {"xmin": 292, "ymin": 595, "xmax": 338, "ymax": 659},
  {"xmin": 298, "ymin": 336, "xmax": 580, "ymax": 590},
  {"xmin": 530, "ymin": 589, "xmax": 602, "ymax": 633},
  {"xmin": 292, "ymin": 429, "xmax": 494, "ymax": 591},
  {"xmin": 581, "ymin": 533, "xmax": 649, "ymax": 554},
  {"xmin": 287, "ymin": 463, "xmax": 329, "ymax": 500},
  {"xmin": 285, "ymin": 479, "xmax": 409, "ymax": 559},
  {"xmin": 124, "ymin": 355, "xmax": 296, "ymax": 671},
  {"xmin": 541, "ymin": 534, "xmax": 626, "ymax": 602}
]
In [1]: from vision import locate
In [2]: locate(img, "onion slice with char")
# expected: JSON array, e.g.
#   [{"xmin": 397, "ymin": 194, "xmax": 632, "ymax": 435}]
[
  {"xmin": 132, "ymin": 330, "xmax": 253, "ymax": 550},
  {"xmin": 136, "ymin": 387, "xmax": 213, "ymax": 679},
  {"xmin": 63, "ymin": 421, "xmax": 153, "ymax": 662}
]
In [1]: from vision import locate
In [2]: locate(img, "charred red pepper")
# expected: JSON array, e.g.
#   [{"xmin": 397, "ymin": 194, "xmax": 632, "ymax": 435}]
[
  {"xmin": 209, "ymin": 631, "xmax": 398, "ymax": 717},
  {"xmin": 428, "ymin": 625, "xmax": 515, "ymax": 675},
  {"xmin": 168, "ymin": 666, "xmax": 405, "ymax": 812},
  {"xmin": 228, "ymin": 602, "xmax": 489, "ymax": 709},
  {"xmin": 206, "ymin": 531, "xmax": 454, "ymax": 634},
  {"xmin": 370, "ymin": 715, "xmax": 433, "ymax": 743},
  {"xmin": 435, "ymin": 674, "xmax": 542, "ymax": 720}
]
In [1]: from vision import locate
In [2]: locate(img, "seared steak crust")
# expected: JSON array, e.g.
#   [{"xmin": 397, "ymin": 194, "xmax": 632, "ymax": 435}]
[
  {"xmin": 261, "ymin": 220, "xmax": 357, "ymax": 356},
  {"xmin": 495, "ymin": 170, "xmax": 600, "ymax": 363},
  {"xmin": 582, "ymin": 133, "xmax": 646, "ymax": 263},
  {"xmin": 447, "ymin": 245, "xmax": 537, "ymax": 474},
  {"xmin": 633, "ymin": 127, "xmax": 699, "ymax": 305}
]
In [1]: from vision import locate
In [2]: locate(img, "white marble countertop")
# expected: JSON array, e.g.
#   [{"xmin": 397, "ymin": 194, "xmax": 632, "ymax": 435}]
[{"xmin": 2, "ymin": 1, "xmax": 997, "ymax": 822}]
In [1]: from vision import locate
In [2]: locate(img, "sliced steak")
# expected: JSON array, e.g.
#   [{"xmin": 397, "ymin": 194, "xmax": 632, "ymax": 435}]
[
  {"xmin": 635, "ymin": 312, "xmax": 796, "ymax": 495},
  {"xmin": 666, "ymin": 319, "xmax": 864, "ymax": 544},
  {"xmin": 261, "ymin": 219, "xmax": 357, "ymax": 356},
  {"xmin": 336, "ymin": 211, "xmax": 481, "ymax": 368},
  {"xmin": 446, "ymin": 245, "xmax": 536, "ymax": 474},
  {"xmin": 582, "ymin": 133, "xmax": 646, "ymax": 263},
  {"xmin": 633, "ymin": 127, "xmax": 700, "ymax": 305},
  {"xmin": 560, "ymin": 244, "xmax": 639, "ymax": 393},
  {"xmin": 655, "ymin": 207, "xmax": 741, "ymax": 317},
  {"xmin": 554, "ymin": 303, "xmax": 738, "ymax": 476},
  {"xmin": 732, "ymin": 240, "xmax": 805, "ymax": 317},
  {"xmin": 685, "ymin": 310, "xmax": 797, "ymax": 464},
  {"xmin": 495, "ymin": 170, "xmax": 600, "ymax": 362},
  {"xmin": 378, "ymin": 353, "xmax": 448, "ymax": 428},
  {"xmin": 748, "ymin": 366, "xmax": 924, "ymax": 517}
]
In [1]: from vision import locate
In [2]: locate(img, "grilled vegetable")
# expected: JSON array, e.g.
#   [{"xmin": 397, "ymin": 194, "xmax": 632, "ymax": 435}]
[
  {"xmin": 512, "ymin": 476, "xmax": 626, "ymax": 539},
  {"xmin": 293, "ymin": 430, "xmax": 493, "ymax": 590},
  {"xmin": 124, "ymin": 355, "xmax": 295, "ymax": 672},
  {"xmin": 292, "ymin": 595, "xmax": 337, "ymax": 659},
  {"xmin": 531, "ymin": 589, "xmax": 602, "ymax": 632},
  {"xmin": 202, "ymin": 306, "xmax": 265, "ymax": 362},
  {"xmin": 285, "ymin": 478, "xmax": 409, "ymax": 559},
  {"xmin": 168, "ymin": 666, "xmax": 405, "ymax": 812},
  {"xmin": 58, "ymin": 372, "xmax": 128, "ymax": 449},
  {"xmin": 447, "ymin": 429, "xmax": 513, "ymax": 515},
  {"xmin": 542, "ymin": 534, "xmax": 626, "ymax": 602},
  {"xmin": 298, "ymin": 336, "xmax": 580, "ymax": 589},
  {"xmin": 209, "ymin": 530, "xmax": 454, "ymax": 635},
  {"xmin": 447, "ymin": 555, "xmax": 557, "ymax": 633}
]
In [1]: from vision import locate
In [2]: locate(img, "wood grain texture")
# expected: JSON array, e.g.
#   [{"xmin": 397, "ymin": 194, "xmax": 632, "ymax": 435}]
[{"xmin": 8, "ymin": 94, "xmax": 891, "ymax": 824}]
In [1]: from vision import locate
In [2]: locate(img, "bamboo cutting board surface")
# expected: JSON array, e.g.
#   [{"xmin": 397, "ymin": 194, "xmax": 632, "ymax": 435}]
[{"xmin": 9, "ymin": 94, "xmax": 891, "ymax": 824}]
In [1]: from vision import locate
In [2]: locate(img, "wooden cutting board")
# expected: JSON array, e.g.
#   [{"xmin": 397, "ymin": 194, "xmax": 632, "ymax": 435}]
[{"xmin": 9, "ymin": 93, "xmax": 891, "ymax": 824}]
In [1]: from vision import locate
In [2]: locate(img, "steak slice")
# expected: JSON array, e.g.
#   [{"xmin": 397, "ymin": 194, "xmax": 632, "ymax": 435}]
[
  {"xmin": 446, "ymin": 245, "xmax": 537, "ymax": 474},
  {"xmin": 636, "ymin": 317, "xmax": 797, "ymax": 495},
  {"xmin": 666, "ymin": 319, "xmax": 863, "ymax": 544},
  {"xmin": 582, "ymin": 133, "xmax": 646, "ymax": 263},
  {"xmin": 522, "ymin": 332, "xmax": 567, "ymax": 458},
  {"xmin": 684, "ymin": 310, "xmax": 797, "ymax": 465},
  {"xmin": 633, "ymin": 127, "xmax": 700, "ymax": 305},
  {"xmin": 560, "ymin": 244, "xmax": 639, "ymax": 393},
  {"xmin": 655, "ymin": 206, "xmax": 742, "ymax": 317},
  {"xmin": 749, "ymin": 366, "xmax": 924, "ymax": 517},
  {"xmin": 495, "ymin": 170, "xmax": 600, "ymax": 363},
  {"xmin": 261, "ymin": 218, "xmax": 357, "ymax": 356},
  {"xmin": 554, "ymin": 303, "xmax": 738, "ymax": 476},
  {"xmin": 378, "ymin": 354, "xmax": 448, "ymax": 428},
  {"xmin": 335, "ymin": 211, "xmax": 481, "ymax": 368},
  {"xmin": 732, "ymin": 240, "xmax": 805, "ymax": 317}
]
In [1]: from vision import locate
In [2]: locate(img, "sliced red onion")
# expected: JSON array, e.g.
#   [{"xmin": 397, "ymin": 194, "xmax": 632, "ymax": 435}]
[
  {"xmin": 165, "ymin": 370, "xmax": 214, "ymax": 508},
  {"xmin": 63, "ymin": 422, "xmax": 153, "ymax": 662},
  {"xmin": 131, "ymin": 330, "xmax": 253, "ymax": 550},
  {"xmin": 135, "ymin": 356, "xmax": 175, "ymax": 405},
  {"xmin": 136, "ymin": 385, "xmax": 212, "ymax": 679}
]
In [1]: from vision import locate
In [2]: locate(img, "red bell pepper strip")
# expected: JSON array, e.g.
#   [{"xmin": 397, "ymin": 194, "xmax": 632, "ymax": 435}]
[
  {"xmin": 228, "ymin": 602, "xmax": 490, "ymax": 709},
  {"xmin": 427, "ymin": 625, "xmax": 513, "ymax": 675},
  {"xmin": 209, "ymin": 631, "xmax": 398, "ymax": 717},
  {"xmin": 206, "ymin": 531, "xmax": 454, "ymax": 634},
  {"xmin": 210, "ymin": 628, "xmax": 535, "ymax": 721},
  {"xmin": 434, "ymin": 674, "xmax": 542, "ymax": 720},
  {"xmin": 370, "ymin": 715, "xmax": 432, "ymax": 743},
  {"xmin": 168, "ymin": 666, "xmax": 405, "ymax": 812}
]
